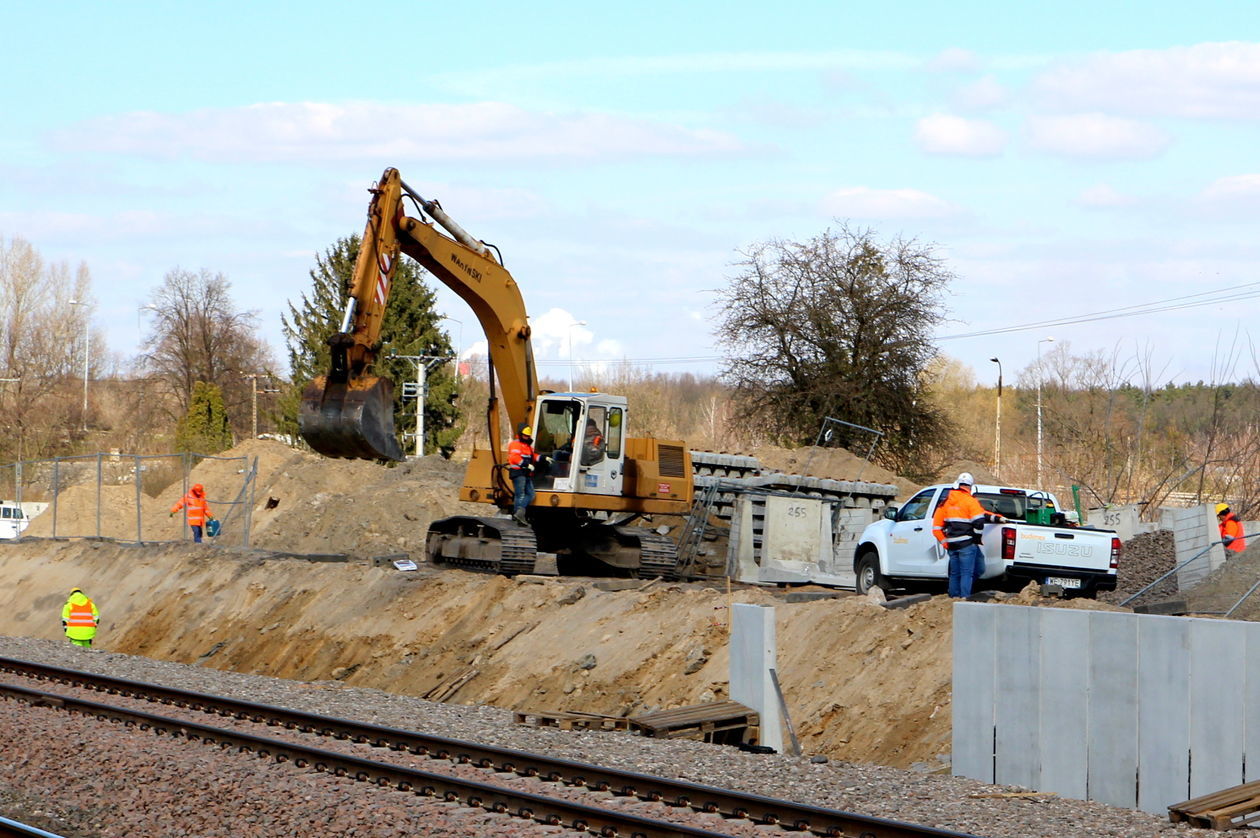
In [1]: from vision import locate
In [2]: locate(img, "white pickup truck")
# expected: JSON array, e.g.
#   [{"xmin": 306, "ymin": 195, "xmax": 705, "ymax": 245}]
[{"xmin": 854, "ymin": 483, "xmax": 1119, "ymax": 598}]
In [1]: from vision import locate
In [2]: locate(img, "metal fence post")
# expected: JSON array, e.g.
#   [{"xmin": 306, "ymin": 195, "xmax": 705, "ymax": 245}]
[
  {"xmin": 135, "ymin": 455, "xmax": 143, "ymax": 543},
  {"xmin": 244, "ymin": 456, "xmax": 257, "ymax": 549},
  {"xmin": 51, "ymin": 458, "xmax": 59, "ymax": 539},
  {"xmin": 95, "ymin": 452, "xmax": 102, "ymax": 538}
]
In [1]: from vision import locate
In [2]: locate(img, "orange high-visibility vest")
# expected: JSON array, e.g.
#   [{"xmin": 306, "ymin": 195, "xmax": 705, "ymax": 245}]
[
  {"xmin": 1221, "ymin": 513, "xmax": 1247, "ymax": 553},
  {"xmin": 66, "ymin": 602, "xmax": 96, "ymax": 627},
  {"xmin": 507, "ymin": 438, "xmax": 535, "ymax": 471},
  {"xmin": 171, "ymin": 490, "xmax": 210, "ymax": 526},
  {"xmin": 932, "ymin": 489, "xmax": 992, "ymax": 549},
  {"xmin": 63, "ymin": 595, "xmax": 98, "ymax": 641}
]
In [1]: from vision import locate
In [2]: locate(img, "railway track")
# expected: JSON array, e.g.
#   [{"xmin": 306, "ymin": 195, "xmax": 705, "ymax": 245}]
[
  {"xmin": 0, "ymin": 657, "xmax": 980, "ymax": 838},
  {"xmin": 0, "ymin": 817, "xmax": 67, "ymax": 838}
]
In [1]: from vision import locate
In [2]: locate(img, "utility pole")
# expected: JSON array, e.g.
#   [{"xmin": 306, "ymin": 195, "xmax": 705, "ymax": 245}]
[
  {"xmin": 242, "ymin": 373, "xmax": 280, "ymax": 439},
  {"xmin": 989, "ymin": 357, "xmax": 1002, "ymax": 480},
  {"xmin": 1036, "ymin": 337, "xmax": 1055, "ymax": 486},
  {"xmin": 391, "ymin": 355, "xmax": 452, "ymax": 457}
]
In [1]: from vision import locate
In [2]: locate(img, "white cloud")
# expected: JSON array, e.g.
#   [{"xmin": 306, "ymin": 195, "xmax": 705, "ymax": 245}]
[
  {"xmin": 820, "ymin": 186, "xmax": 961, "ymax": 220},
  {"xmin": 1076, "ymin": 183, "xmax": 1136, "ymax": 208},
  {"xmin": 1197, "ymin": 174, "xmax": 1260, "ymax": 210},
  {"xmin": 1033, "ymin": 42, "xmax": 1260, "ymax": 119},
  {"xmin": 1025, "ymin": 113, "xmax": 1169, "ymax": 159},
  {"xmin": 953, "ymin": 75, "xmax": 1010, "ymax": 111},
  {"xmin": 924, "ymin": 47, "xmax": 981, "ymax": 72},
  {"xmin": 52, "ymin": 101, "xmax": 747, "ymax": 163},
  {"xmin": 914, "ymin": 114, "xmax": 1007, "ymax": 157}
]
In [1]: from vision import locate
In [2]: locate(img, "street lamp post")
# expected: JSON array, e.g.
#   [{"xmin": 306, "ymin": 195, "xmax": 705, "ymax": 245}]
[
  {"xmin": 989, "ymin": 357, "xmax": 1002, "ymax": 480},
  {"xmin": 68, "ymin": 300, "xmax": 90, "ymax": 430},
  {"xmin": 568, "ymin": 320, "xmax": 587, "ymax": 392},
  {"xmin": 440, "ymin": 315, "xmax": 463, "ymax": 379},
  {"xmin": 1036, "ymin": 337, "xmax": 1055, "ymax": 485}
]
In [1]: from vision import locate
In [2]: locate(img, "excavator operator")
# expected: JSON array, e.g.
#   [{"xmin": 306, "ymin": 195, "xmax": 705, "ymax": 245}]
[{"xmin": 580, "ymin": 417, "xmax": 605, "ymax": 466}]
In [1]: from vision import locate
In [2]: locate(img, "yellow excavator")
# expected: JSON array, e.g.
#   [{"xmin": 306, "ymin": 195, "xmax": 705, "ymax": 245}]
[{"xmin": 299, "ymin": 168, "xmax": 693, "ymax": 577}]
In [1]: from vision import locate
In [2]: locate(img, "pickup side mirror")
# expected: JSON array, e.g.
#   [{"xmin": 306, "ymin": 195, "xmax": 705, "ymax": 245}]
[{"xmin": 883, "ymin": 505, "xmax": 899, "ymax": 520}]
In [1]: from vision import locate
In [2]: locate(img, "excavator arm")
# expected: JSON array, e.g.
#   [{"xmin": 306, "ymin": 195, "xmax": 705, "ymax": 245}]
[{"xmin": 300, "ymin": 167, "xmax": 538, "ymax": 462}]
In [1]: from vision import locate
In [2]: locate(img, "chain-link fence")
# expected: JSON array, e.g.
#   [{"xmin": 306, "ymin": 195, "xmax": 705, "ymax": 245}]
[{"xmin": 0, "ymin": 452, "xmax": 258, "ymax": 547}]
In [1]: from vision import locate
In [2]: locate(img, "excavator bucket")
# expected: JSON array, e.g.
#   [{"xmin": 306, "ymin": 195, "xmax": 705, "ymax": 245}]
[{"xmin": 299, "ymin": 374, "xmax": 405, "ymax": 461}]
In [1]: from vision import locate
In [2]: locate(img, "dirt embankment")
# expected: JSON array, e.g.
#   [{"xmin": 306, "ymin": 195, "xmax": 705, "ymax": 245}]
[
  {"xmin": 4, "ymin": 437, "xmax": 1157, "ymax": 771},
  {"xmin": 0, "ymin": 537, "xmax": 1120, "ymax": 768}
]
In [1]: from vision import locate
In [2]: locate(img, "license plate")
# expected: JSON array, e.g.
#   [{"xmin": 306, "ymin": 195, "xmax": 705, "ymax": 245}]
[{"xmin": 1046, "ymin": 576, "xmax": 1082, "ymax": 589}]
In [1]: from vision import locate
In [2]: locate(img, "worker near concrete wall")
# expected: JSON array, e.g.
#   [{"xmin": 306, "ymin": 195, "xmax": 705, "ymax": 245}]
[
  {"xmin": 933, "ymin": 472, "xmax": 1006, "ymax": 598},
  {"xmin": 61, "ymin": 588, "xmax": 99, "ymax": 648},
  {"xmin": 1218, "ymin": 503, "xmax": 1247, "ymax": 553},
  {"xmin": 507, "ymin": 424, "xmax": 538, "ymax": 526},
  {"xmin": 170, "ymin": 484, "xmax": 212, "ymax": 543}
]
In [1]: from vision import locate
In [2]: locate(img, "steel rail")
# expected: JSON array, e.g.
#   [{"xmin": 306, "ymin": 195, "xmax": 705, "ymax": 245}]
[
  {"xmin": 0, "ymin": 657, "xmax": 980, "ymax": 838},
  {"xmin": 0, "ymin": 680, "xmax": 730, "ymax": 838},
  {"xmin": 0, "ymin": 818, "xmax": 67, "ymax": 838}
]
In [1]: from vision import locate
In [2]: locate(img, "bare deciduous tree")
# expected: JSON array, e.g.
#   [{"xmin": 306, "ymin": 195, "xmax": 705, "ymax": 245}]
[
  {"xmin": 716, "ymin": 225, "xmax": 954, "ymax": 479},
  {"xmin": 141, "ymin": 268, "xmax": 273, "ymax": 440},
  {"xmin": 0, "ymin": 235, "xmax": 95, "ymax": 460}
]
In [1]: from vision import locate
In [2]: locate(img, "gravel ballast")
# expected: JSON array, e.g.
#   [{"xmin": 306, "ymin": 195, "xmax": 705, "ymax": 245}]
[{"xmin": 0, "ymin": 636, "xmax": 1214, "ymax": 838}]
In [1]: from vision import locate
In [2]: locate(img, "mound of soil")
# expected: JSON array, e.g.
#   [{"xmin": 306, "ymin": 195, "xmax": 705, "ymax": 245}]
[{"xmin": 26, "ymin": 440, "xmax": 482, "ymax": 558}]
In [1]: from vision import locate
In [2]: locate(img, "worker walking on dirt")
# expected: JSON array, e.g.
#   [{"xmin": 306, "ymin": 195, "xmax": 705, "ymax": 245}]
[
  {"xmin": 170, "ymin": 483, "xmax": 212, "ymax": 543},
  {"xmin": 507, "ymin": 423, "xmax": 539, "ymax": 526},
  {"xmin": 1218, "ymin": 503, "xmax": 1246, "ymax": 553},
  {"xmin": 61, "ymin": 588, "xmax": 99, "ymax": 648},
  {"xmin": 932, "ymin": 473, "xmax": 1006, "ymax": 598}
]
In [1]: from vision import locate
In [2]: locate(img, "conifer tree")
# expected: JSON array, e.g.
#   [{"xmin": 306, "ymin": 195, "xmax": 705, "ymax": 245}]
[
  {"xmin": 280, "ymin": 235, "xmax": 463, "ymax": 457},
  {"xmin": 175, "ymin": 381, "xmax": 233, "ymax": 454}
]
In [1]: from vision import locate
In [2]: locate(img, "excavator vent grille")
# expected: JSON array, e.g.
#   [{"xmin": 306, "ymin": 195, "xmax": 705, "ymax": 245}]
[{"xmin": 658, "ymin": 444, "xmax": 687, "ymax": 478}]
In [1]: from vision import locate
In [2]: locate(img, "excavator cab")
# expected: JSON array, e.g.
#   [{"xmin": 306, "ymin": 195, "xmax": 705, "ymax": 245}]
[{"xmin": 532, "ymin": 393, "xmax": 625, "ymax": 497}]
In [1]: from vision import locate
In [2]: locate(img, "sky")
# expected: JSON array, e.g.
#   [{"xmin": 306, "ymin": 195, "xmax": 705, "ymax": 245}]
[{"xmin": 3, "ymin": 0, "xmax": 1259, "ymax": 388}]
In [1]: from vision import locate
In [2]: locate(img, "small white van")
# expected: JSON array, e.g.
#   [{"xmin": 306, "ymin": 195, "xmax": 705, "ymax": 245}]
[{"xmin": 0, "ymin": 501, "xmax": 29, "ymax": 539}]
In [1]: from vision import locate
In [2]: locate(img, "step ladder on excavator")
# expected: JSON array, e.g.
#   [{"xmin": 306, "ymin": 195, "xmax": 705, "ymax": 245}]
[{"xmin": 675, "ymin": 480, "xmax": 721, "ymax": 579}]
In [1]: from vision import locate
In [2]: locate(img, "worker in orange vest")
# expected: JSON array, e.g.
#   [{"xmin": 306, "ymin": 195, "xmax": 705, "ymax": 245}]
[
  {"xmin": 61, "ymin": 588, "xmax": 99, "ymax": 648},
  {"xmin": 1218, "ymin": 503, "xmax": 1246, "ymax": 554},
  {"xmin": 932, "ymin": 473, "xmax": 1006, "ymax": 598},
  {"xmin": 507, "ymin": 423, "xmax": 539, "ymax": 526},
  {"xmin": 170, "ymin": 483, "xmax": 212, "ymax": 543}
]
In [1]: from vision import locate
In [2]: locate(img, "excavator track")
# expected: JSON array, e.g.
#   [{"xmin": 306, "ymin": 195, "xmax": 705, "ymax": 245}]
[
  {"xmin": 615, "ymin": 526, "xmax": 680, "ymax": 581},
  {"xmin": 427, "ymin": 516, "xmax": 537, "ymax": 577}
]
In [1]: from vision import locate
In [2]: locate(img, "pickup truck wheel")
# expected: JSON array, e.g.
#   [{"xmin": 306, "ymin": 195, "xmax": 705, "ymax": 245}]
[{"xmin": 856, "ymin": 552, "xmax": 887, "ymax": 595}]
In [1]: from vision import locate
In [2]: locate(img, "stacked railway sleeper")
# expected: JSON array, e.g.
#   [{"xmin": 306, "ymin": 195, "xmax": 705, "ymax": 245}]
[
  {"xmin": 0, "ymin": 657, "xmax": 976, "ymax": 838},
  {"xmin": 685, "ymin": 451, "xmax": 898, "ymax": 581}
]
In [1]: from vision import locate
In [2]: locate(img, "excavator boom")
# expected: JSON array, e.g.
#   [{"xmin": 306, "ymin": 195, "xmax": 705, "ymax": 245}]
[{"xmin": 299, "ymin": 168, "xmax": 536, "ymax": 463}]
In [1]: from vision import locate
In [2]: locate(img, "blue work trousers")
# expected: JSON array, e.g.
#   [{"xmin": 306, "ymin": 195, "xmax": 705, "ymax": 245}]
[
  {"xmin": 947, "ymin": 542, "xmax": 985, "ymax": 599},
  {"xmin": 512, "ymin": 473, "xmax": 535, "ymax": 515}
]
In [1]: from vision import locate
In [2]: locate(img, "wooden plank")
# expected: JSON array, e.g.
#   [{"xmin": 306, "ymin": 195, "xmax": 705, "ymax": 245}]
[{"xmin": 1168, "ymin": 778, "xmax": 1260, "ymax": 830}]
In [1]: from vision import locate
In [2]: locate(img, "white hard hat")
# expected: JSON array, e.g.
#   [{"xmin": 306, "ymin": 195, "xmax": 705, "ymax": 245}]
[{"xmin": 956, "ymin": 472, "xmax": 975, "ymax": 488}]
